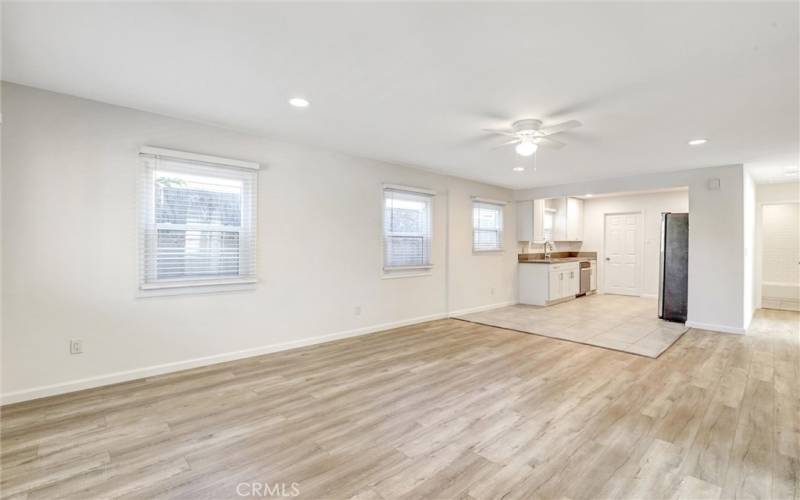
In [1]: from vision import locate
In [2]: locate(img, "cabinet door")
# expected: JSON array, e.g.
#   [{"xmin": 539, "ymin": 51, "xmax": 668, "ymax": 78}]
[
  {"xmin": 548, "ymin": 270, "xmax": 562, "ymax": 300},
  {"xmin": 532, "ymin": 199, "xmax": 545, "ymax": 242},
  {"xmin": 516, "ymin": 201, "xmax": 533, "ymax": 241},
  {"xmin": 570, "ymin": 269, "xmax": 578, "ymax": 295},
  {"xmin": 566, "ymin": 197, "xmax": 584, "ymax": 241},
  {"xmin": 546, "ymin": 198, "xmax": 567, "ymax": 241},
  {"xmin": 564, "ymin": 269, "xmax": 572, "ymax": 296},
  {"xmin": 590, "ymin": 262, "xmax": 597, "ymax": 291}
]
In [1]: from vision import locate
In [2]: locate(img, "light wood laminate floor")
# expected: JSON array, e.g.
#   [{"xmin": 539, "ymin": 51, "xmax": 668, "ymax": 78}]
[{"xmin": 1, "ymin": 309, "xmax": 798, "ymax": 499}]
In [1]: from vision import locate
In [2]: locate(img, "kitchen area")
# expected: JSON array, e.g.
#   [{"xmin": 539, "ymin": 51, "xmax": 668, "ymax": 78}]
[
  {"xmin": 455, "ymin": 188, "xmax": 691, "ymax": 358},
  {"xmin": 516, "ymin": 196, "xmax": 597, "ymax": 306}
]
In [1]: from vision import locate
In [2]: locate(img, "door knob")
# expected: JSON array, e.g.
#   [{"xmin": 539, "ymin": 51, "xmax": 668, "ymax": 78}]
[{"xmin": 605, "ymin": 257, "xmax": 611, "ymax": 261}]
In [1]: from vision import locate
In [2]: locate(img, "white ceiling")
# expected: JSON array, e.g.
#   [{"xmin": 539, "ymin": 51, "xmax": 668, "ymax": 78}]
[{"xmin": 3, "ymin": 2, "xmax": 798, "ymax": 189}]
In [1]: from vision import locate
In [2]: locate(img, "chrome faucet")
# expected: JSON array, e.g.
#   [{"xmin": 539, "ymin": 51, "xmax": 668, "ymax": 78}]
[{"xmin": 544, "ymin": 240, "xmax": 555, "ymax": 260}]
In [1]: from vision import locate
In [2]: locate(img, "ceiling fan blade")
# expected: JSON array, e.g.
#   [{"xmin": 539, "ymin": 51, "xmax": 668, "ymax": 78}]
[
  {"xmin": 535, "ymin": 137, "xmax": 566, "ymax": 149},
  {"xmin": 482, "ymin": 128, "xmax": 518, "ymax": 138},
  {"xmin": 538, "ymin": 120, "xmax": 582, "ymax": 136},
  {"xmin": 491, "ymin": 138, "xmax": 521, "ymax": 149}
]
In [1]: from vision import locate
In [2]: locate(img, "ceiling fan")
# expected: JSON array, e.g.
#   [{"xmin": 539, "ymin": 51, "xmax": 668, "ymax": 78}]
[{"xmin": 484, "ymin": 119, "xmax": 582, "ymax": 156}]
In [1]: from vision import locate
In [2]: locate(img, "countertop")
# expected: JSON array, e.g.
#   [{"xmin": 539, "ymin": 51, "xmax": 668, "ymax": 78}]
[
  {"xmin": 518, "ymin": 251, "xmax": 597, "ymax": 264},
  {"xmin": 518, "ymin": 257, "xmax": 593, "ymax": 264}
]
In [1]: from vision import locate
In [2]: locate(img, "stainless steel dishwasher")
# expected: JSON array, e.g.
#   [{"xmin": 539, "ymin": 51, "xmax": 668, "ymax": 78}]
[{"xmin": 578, "ymin": 261, "xmax": 591, "ymax": 296}]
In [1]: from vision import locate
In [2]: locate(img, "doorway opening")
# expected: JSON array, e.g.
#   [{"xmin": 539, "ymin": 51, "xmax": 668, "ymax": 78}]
[{"xmin": 760, "ymin": 202, "xmax": 800, "ymax": 311}]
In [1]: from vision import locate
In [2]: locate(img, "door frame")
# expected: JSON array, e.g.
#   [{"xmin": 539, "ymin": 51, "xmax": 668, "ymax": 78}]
[
  {"xmin": 602, "ymin": 211, "xmax": 645, "ymax": 296},
  {"xmin": 756, "ymin": 200, "xmax": 800, "ymax": 310}
]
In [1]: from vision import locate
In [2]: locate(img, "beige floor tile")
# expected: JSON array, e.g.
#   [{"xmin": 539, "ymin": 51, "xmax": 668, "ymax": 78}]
[{"xmin": 456, "ymin": 294, "xmax": 688, "ymax": 358}]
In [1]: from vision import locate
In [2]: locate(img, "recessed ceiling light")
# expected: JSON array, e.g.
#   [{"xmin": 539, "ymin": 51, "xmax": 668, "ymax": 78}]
[
  {"xmin": 688, "ymin": 138, "xmax": 708, "ymax": 146},
  {"xmin": 512, "ymin": 166, "xmax": 525, "ymax": 172},
  {"xmin": 585, "ymin": 194, "xmax": 593, "ymax": 198},
  {"xmin": 289, "ymin": 97, "xmax": 310, "ymax": 108}
]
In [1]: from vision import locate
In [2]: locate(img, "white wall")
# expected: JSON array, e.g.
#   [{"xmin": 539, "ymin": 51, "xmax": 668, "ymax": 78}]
[
  {"xmin": 580, "ymin": 190, "xmax": 689, "ymax": 297},
  {"xmin": 516, "ymin": 164, "xmax": 747, "ymax": 334},
  {"xmin": 742, "ymin": 170, "xmax": 756, "ymax": 327},
  {"xmin": 1, "ymin": 83, "xmax": 517, "ymax": 402},
  {"xmin": 754, "ymin": 181, "xmax": 800, "ymax": 309}
]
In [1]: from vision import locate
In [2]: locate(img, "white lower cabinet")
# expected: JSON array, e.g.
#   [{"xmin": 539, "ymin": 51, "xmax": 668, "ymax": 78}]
[
  {"xmin": 519, "ymin": 262, "xmax": 580, "ymax": 306},
  {"xmin": 548, "ymin": 269, "xmax": 562, "ymax": 300}
]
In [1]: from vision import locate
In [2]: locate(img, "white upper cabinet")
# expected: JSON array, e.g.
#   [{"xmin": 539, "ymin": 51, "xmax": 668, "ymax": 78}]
[
  {"xmin": 517, "ymin": 196, "xmax": 584, "ymax": 242},
  {"xmin": 516, "ymin": 200, "xmax": 534, "ymax": 242},
  {"xmin": 566, "ymin": 197, "xmax": 584, "ymax": 241}
]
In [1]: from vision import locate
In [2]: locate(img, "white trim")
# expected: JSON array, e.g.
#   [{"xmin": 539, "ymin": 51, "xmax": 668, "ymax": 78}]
[
  {"xmin": 470, "ymin": 196, "xmax": 508, "ymax": 206},
  {"xmin": 0, "ymin": 312, "xmax": 447, "ymax": 405},
  {"xmin": 382, "ymin": 183, "xmax": 436, "ymax": 196},
  {"xmin": 448, "ymin": 301, "xmax": 515, "ymax": 317},
  {"xmin": 140, "ymin": 146, "xmax": 260, "ymax": 170},
  {"xmin": 641, "ymin": 293, "xmax": 658, "ymax": 299},
  {"xmin": 138, "ymin": 282, "xmax": 257, "ymax": 298},
  {"xmin": 140, "ymin": 277, "xmax": 258, "ymax": 290},
  {"xmin": 685, "ymin": 320, "xmax": 746, "ymax": 335},
  {"xmin": 381, "ymin": 271, "xmax": 433, "ymax": 280}
]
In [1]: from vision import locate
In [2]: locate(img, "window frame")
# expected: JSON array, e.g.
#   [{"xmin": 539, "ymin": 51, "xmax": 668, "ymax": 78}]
[
  {"xmin": 471, "ymin": 197, "xmax": 506, "ymax": 253},
  {"xmin": 137, "ymin": 147, "xmax": 259, "ymax": 296},
  {"xmin": 382, "ymin": 184, "xmax": 435, "ymax": 278}
]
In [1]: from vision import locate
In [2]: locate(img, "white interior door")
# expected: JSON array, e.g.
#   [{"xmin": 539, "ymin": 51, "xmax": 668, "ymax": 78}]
[{"xmin": 604, "ymin": 213, "xmax": 642, "ymax": 296}]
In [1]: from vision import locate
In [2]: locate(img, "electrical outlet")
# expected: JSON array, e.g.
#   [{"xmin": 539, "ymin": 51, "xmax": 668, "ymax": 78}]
[
  {"xmin": 354, "ymin": 306, "xmax": 362, "ymax": 316},
  {"xmin": 70, "ymin": 339, "xmax": 83, "ymax": 355}
]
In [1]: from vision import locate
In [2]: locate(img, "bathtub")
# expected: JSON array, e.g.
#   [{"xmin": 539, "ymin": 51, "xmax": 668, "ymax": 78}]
[{"xmin": 762, "ymin": 281, "xmax": 800, "ymax": 311}]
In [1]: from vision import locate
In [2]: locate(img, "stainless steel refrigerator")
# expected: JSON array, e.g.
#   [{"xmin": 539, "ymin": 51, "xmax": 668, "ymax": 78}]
[{"xmin": 658, "ymin": 212, "xmax": 689, "ymax": 323}]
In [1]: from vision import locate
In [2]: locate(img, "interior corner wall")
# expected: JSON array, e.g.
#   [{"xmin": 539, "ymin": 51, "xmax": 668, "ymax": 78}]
[
  {"xmin": 742, "ymin": 169, "xmax": 756, "ymax": 328},
  {"xmin": 514, "ymin": 164, "xmax": 748, "ymax": 334},
  {"xmin": 0, "ymin": 83, "xmax": 516, "ymax": 403}
]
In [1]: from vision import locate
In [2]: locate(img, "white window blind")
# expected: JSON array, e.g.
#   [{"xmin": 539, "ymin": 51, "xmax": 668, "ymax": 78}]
[
  {"xmin": 383, "ymin": 186, "xmax": 434, "ymax": 270},
  {"xmin": 473, "ymin": 200, "xmax": 504, "ymax": 252},
  {"xmin": 138, "ymin": 150, "xmax": 258, "ymax": 290}
]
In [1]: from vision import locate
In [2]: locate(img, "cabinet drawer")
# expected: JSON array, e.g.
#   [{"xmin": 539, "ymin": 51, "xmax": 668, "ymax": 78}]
[{"xmin": 549, "ymin": 262, "xmax": 578, "ymax": 272}]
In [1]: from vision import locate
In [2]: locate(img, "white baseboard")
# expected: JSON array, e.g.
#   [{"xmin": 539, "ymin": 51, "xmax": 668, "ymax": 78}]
[
  {"xmin": 0, "ymin": 312, "xmax": 447, "ymax": 405},
  {"xmin": 448, "ymin": 301, "xmax": 516, "ymax": 317},
  {"xmin": 685, "ymin": 320, "xmax": 746, "ymax": 335}
]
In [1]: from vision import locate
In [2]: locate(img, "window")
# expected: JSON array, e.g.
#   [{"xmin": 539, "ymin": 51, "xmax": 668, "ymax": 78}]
[
  {"xmin": 383, "ymin": 185, "xmax": 434, "ymax": 272},
  {"xmin": 472, "ymin": 198, "xmax": 505, "ymax": 252},
  {"xmin": 138, "ymin": 147, "xmax": 258, "ymax": 292}
]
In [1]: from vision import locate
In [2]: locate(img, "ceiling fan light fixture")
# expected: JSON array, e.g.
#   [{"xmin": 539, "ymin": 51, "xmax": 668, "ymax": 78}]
[
  {"xmin": 515, "ymin": 140, "xmax": 538, "ymax": 157},
  {"xmin": 289, "ymin": 97, "xmax": 310, "ymax": 108}
]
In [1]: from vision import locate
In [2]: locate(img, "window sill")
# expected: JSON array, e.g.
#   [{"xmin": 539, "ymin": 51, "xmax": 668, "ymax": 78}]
[
  {"xmin": 138, "ymin": 279, "xmax": 257, "ymax": 298},
  {"xmin": 382, "ymin": 268, "xmax": 433, "ymax": 280},
  {"xmin": 473, "ymin": 249, "xmax": 505, "ymax": 255}
]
